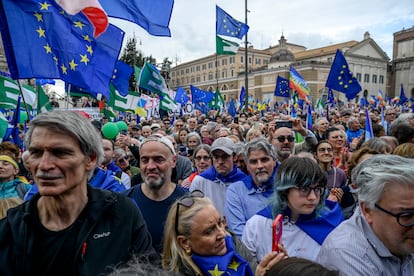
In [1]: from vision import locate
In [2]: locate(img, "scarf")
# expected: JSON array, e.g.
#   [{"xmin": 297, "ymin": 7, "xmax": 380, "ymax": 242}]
[
  {"xmin": 199, "ymin": 165, "xmax": 246, "ymax": 184},
  {"xmin": 191, "ymin": 235, "xmax": 253, "ymax": 276},
  {"xmin": 257, "ymin": 200, "xmax": 343, "ymax": 245},
  {"xmin": 243, "ymin": 163, "xmax": 278, "ymax": 197}
]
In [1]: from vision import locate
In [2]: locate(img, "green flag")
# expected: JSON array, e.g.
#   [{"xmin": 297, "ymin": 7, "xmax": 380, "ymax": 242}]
[
  {"xmin": 209, "ymin": 87, "xmax": 225, "ymax": 113},
  {"xmin": 108, "ymin": 84, "xmax": 141, "ymax": 113},
  {"xmin": 159, "ymin": 93, "xmax": 178, "ymax": 111},
  {"xmin": 133, "ymin": 65, "xmax": 142, "ymax": 94},
  {"xmin": 216, "ymin": 36, "xmax": 240, "ymax": 55},
  {"xmin": 0, "ymin": 75, "xmax": 36, "ymax": 109},
  {"xmin": 36, "ymin": 85, "xmax": 52, "ymax": 114},
  {"xmin": 139, "ymin": 62, "xmax": 169, "ymax": 96},
  {"xmin": 0, "ymin": 112, "xmax": 9, "ymax": 141}
]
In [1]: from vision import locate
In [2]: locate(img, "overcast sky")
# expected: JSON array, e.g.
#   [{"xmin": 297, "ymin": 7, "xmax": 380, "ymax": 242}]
[{"xmin": 111, "ymin": 0, "xmax": 414, "ymax": 65}]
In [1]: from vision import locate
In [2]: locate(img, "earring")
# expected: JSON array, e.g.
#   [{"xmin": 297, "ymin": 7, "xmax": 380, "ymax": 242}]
[{"xmin": 185, "ymin": 248, "xmax": 191, "ymax": 255}]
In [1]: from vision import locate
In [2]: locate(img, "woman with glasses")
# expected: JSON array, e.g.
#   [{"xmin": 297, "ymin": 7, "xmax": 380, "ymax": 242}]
[
  {"xmin": 181, "ymin": 145, "xmax": 212, "ymax": 190},
  {"xmin": 242, "ymin": 157, "xmax": 343, "ymax": 262},
  {"xmin": 162, "ymin": 190, "xmax": 285, "ymax": 275}
]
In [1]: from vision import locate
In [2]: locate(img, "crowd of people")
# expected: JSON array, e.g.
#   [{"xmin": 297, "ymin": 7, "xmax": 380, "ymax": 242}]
[{"xmin": 0, "ymin": 103, "xmax": 413, "ymax": 275}]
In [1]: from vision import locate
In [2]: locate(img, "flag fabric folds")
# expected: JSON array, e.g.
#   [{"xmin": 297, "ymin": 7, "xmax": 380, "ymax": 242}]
[
  {"xmin": 306, "ymin": 104, "xmax": 313, "ymax": 130},
  {"xmin": 174, "ymin": 86, "xmax": 189, "ymax": 105},
  {"xmin": 10, "ymin": 96, "xmax": 22, "ymax": 147},
  {"xmin": 325, "ymin": 49, "xmax": 361, "ymax": 100},
  {"xmin": 139, "ymin": 62, "xmax": 169, "ymax": 96},
  {"xmin": 327, "ymin": 88, "xmax": 335, "ymax": 105},
  {"xmin": 399, "ymin": 84, "xmax": 408, "ymax": 105},
  {"xmin": 190, "ymin": 85, "xmax": 214, "ymax": 114},
  {"xmin": 0, "ymin": 0, "xmax": 124, "ymax": 100},
  {"xmin": 99, "ymin": 0, "xmax": 174, "ymax": 37},
  {"xmin": 216, "ymin": 6, "xmax": 249, "ymax": 39},
  {"xmin": 239, "ymin": 86, "xmax": 246, "ymax": 109},
  {"xmin": 228, "ymin": 99, "xmax": 236, "ymax": 118},
  {"xmin": 289, "ymin": 66, "xmax": 310, "ymax": 100},
  {"xmin": 111, "ymin": 60, "xmax": 133, "ymax": 97},
  {"xmin": 365, "ymin": 108, "xmax": 374, "ymax": 142},
  {"xmin": 209, "ymin": 88, "xmax": 225, "ymax": 113},
  {"xmin": 274, "ymin": 76, "xmax": 290, "ymax": 97},
  {"xmin": 216, "ymin": 5, "xmax": 249, "ymax": 55},
  {"xmin": 37, "ymin": 85, "xmax": 53, "ymax": 113},
  {"xmin": 0, "ymin": 76, "xmax": 36, "ymax": 109}
]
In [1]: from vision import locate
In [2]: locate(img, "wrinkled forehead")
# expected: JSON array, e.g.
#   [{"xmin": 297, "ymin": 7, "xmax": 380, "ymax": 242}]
[{"xmin": 274, "ymin": 127, "xmax": 294, "ymax": 136}]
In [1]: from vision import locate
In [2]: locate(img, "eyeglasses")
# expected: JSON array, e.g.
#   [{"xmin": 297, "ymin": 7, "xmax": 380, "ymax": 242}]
[
  {"xmin": 295, "ymin": 186, "xmax": 325, "ymax": 197},
  {"xmin": 117, "ymin": 157, "xmax": 127, "ymax": 163},
  {"xmin": 194, "ymin": 156, "xmax": 210, "ymax": 161},
  {"xmin": 374, "ymin": 204, "xmax": 414, "ymax": 227},
  {"xmin": 386, "ymin": 113, "xmax": 396, "ymax": 116},
  {"xmin": 275, "ymin": 135, "xmax": 295, "ymax": 143},
  {"xmin": 318, "ymin": 147, "xmax": 333, "ymax": 153},
  {"xmin": 175, "ymin": 190, "xmax": 205, "ymax": 234},
  {"xmin": 176, "ymin": 124, "xmax": 183, "ymax": 127}
]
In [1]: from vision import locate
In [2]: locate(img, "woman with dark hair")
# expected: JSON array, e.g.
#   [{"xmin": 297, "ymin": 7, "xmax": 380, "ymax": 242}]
[
  {"xmin": 180, "ymin": 145, "xmax": 212, "ymax": 190},
  {"xmin": 162, "ymin": 191, "xmax": 284, "ymax": 275},
  {"xmin": 242, "ymin": 157, "xmax": 343, "ymax": 262}
]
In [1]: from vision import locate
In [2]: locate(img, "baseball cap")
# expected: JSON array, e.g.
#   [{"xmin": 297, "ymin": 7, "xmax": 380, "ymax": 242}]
[{"xmin": 210, "ymin": 137, "xmax": 235, "ymax": 155}]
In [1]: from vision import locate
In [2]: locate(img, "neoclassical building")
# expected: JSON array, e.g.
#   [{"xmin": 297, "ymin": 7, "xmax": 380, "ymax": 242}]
[
  {"xmin": 390, "ymin": 26, "xmax": 414, "ymax": 99},
  {"xmin": 170, "ymin": 32, "xmax": 391, "ymax": 103}
]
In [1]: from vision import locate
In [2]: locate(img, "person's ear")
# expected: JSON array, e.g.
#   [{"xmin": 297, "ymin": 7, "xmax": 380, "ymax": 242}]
[
  {"xmin": 177, "ymin": 235, "xmax": 190, "ymax": 252},
  {"xmin": 360, "ymin": 201, "xmax": 374, "ymax": 225}
]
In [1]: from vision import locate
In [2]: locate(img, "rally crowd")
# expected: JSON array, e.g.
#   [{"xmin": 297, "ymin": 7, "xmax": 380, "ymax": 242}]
[{"xmin": 0, "ymin": 103, "xmax": 413, "ymax": 275}]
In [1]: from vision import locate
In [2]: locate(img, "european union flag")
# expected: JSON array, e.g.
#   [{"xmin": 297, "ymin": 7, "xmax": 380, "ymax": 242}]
[
  {"xmin": 239, "ymin": 86, "xmax": 246, "ymax": 109},
  {"xmin": 326, "ymin": 49, "xmax": 361, "ymax": 100},
  {"xmin": 228, "ymin": 99, "xmax": 236, "ymax": 118},
  {"xmin": 100, "ymin": 0, "xmax": 173, "ymax": 37},
  {"xmin": 111, "ymin": 60, "xmax": 133, "ymax": 97},
  {"xmin": 399, "ymin": 84, "xmax": 408, "ymax": 105},
  {"xmin": 327, "ymin": 88, "xmax": 335, "ymax": 105},
  {"xmin": 190, "ymin": 85, "xmax": 214, "ymax": 114},
  {"xmin": 174, "ymin": 86, "xmax": 189, "ymax": 105},
  {"xmin": 274, "ymin": 76, "xmax": 290, "ymax": 97},
  {"xmin": 216, "ymin": 5, "xmax": 249, "ymax": 39},
  {"xmin": 0, "ymin": 0, "xmax": 124, "ymax": 100}
]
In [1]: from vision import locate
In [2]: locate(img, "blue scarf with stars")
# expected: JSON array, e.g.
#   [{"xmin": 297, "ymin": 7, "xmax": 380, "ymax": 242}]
[
  {"xmin": 199, "ymin": 165, "xmax": 246, "ymax": 184},
  {"xmin": 191, "ymin": 235, "xmax": 253, "ymax": 276}
]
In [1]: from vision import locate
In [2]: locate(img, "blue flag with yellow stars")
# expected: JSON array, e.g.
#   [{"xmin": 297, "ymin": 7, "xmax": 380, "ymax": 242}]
[
  {"xmin": 191, "ymin": 85, "xmax": 215, "ymax": 114},
  {"xmin": 0, "ymin": 0, "xmax": 124, "ymax": 100},
  {"xmin": 274, "ymin": 75, "xmax": 290, "ymax": 97},
  {"xmin": 325, "ymin": 49, "xmax": 361, "ymax": 100},
  {"xmin": 216, "ymin": 5, "xmax": 249, "ymax": 39},
  {"xmin": 191, "ymin": 235, "xmax": 253, "ymax": 276}
]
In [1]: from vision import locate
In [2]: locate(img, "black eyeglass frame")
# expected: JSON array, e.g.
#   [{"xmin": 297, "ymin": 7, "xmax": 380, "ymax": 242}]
[
  {"xmin": 295, "ymin": 186, "xmax": 326, "ymax": 197},
  {"xmin": 175, "ymin": 190, "xmax": 205, "ymax": 235},
  {"xmin": 275, "ymin": 135, "xmax": 295, "ymax": 143},
  {"xmin": 374, "ymin": 203, "xmax": 414, "ymax": 227}
]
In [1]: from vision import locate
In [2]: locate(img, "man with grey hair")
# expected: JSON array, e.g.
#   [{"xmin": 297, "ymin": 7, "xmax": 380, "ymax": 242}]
[
  {"xmin": 225, "ymin": 138, "xmax": 279, "ymax": 237},
  {"xmin": 190, "ymin": 137, "xmax": 246, "ymax": 216},
  {"xmin": 126, "ymin": 134, "xmax": 186, "ymax": 254},
  {"xmin": 0, "ymin": 111, "xmax": 153, "ymax": 275},
  {"xmin": 317, "ymin": 155, "xmax": 414, "ymax": 275}
]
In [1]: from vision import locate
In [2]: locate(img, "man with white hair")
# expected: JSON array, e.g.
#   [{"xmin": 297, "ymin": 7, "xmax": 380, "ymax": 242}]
[{"xmin": 317, "ymin": 155, "xmax": 414, "ymax": 275}]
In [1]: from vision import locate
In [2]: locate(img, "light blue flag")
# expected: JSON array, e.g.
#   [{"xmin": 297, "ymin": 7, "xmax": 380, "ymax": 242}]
[{"xmin": 365, "ymin": 108, "xmax": 374, "ymax": 142}]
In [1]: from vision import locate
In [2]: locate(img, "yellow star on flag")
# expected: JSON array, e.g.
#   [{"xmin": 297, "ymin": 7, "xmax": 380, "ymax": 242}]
[
  {"xmin": 228, "ymin": 259, "xmax": 241, "ymax": 271},
  {"xmin": 36, "ymin": 26, "xmax": 46, "ymax": 38},
  {"xmin": 34, "ymin": 12, "xmax": 43, "ymax": 22},
  {"xmin": 83, "ymin": 35, "xmax": 92, "ymax": 42},
  {"xmin": 86, "ymin": 45, "xmax": 93, "ymax": 55},
  {"xmin": 53, "ymin": 56, "xmax": 58, "ymax": 65},
  {"xmin": 61, "ymin": 64, "xmax": 67, "ymax": 74},
  {"xmin": 39, "ymin": 1, "xmax": 51, "ymax": 10},
  {"xmin": 208, "ymin": 264, "xmax": 224, "ymax": 276},
  {"xmin": 44, "ymin": 44, "xmax": 52, "ymax": 54},
  {"xmin": 69, "ymin": 59, "xmax": 78, "ymax": 71},
  {"xmin": 80, "ymin": 54, "xmax": 89, "ymax": 65},
  {"xmin": 74, "ymin": 21, "xmax": 85, "ymax": 30}
]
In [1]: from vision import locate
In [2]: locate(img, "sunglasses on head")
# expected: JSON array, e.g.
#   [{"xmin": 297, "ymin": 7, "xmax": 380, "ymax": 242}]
[
  {"xmin": 275, "ymin": 135, "xmax": 295, "ymax": 142},
  {"xmin": 175, "ymin": 190, "xmax": 204, "ymax": 234}
]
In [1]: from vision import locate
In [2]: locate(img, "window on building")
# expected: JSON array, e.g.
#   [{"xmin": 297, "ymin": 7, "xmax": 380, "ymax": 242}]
[
  {"xmin": 185, "ymin": 68, "xmax": 189, "ymax": 74},
  {"xmin": 240, "ymin": 56, "xmax": 244, "ymax": 63},
  {"xmin": 196, "ymin": 65, "xmax": 200, "ymax": 72},
  {"xmin": 203, "ymin": 74, "xmax": 206, "ymax": 81},
  {"xmin": 263, "ymin": 60, "xmax": 268, "ymax": 65},
  {"xmin": 176, "ymin": 79, "xmax": 180, "ymax": 86},
  {"xmin": 230, "ymin": 69, "xmax": 234, "ymax": 77},
  {"xmin": 256, "ymin": 58, "xmax": 261, "ymax": 65},
  {"xmin": 222, "ymin": 59, "xmax": 227, "ymax": 66},
  {"xmin": 222, "ymin": 70, "xmax": 227, "ymax": 78},
  {"xmin": 202, "ymin": 64, "xmax": 206, "ymax": 70},
  {"xmin": 230, "ymin": 56, "xmax": 235, "ymax": 64},
  {"xmin": 180, "ymin": 69, "xmax": 184, "ymax": 75},
  {"xmin": 191, "ymin": 67, "xmax": 194, "ymax": 73},
  {"xmin": 191, "ymin": 77, "xmax": 195, "ymax": 83},
  {"xmin": 196, "ymin": 76, "xmax": 200, "ymax": 82},
  {"xmin": 356, "ymin": 73, "xmax": 362, "ymax": 82},
  {"xmin": 372, "ymin": 75, "xmax": 377, "ymax": 83},
  {"xmin": 208, "ymin": 62, "xmax": 213, "ymax": 69},
  {"xmin": 208, "ymin": 73, "xmax": 213, "ymax": 80},
  {"xmin": 248, "ymin": 57, "xmax": 252, "ymax": 64},
  {"xmin": 379, "ymin": 75, "xmax": 384, "ymax": 84},
  {"xmin": 364, "ymin": 74, "xmax": 370, "ymax": 83},
  {"xmin": 186, "ymin": 77, "xmax": 189, "ymax": 84}
]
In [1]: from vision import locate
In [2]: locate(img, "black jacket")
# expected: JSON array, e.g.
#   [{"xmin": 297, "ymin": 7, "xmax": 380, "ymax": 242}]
[{"xmin": 0, "ymin": 185, "xmax": 154, "ymax": 275}]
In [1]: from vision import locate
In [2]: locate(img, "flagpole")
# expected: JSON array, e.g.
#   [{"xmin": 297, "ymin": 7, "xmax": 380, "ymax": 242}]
[
  {"xmin": 244, "ymin": 0, "xmax": 249, "ymax": 112},
  {"xmin": 16, "ymin": 80, "xmax": 31, "ymax": 123}
]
